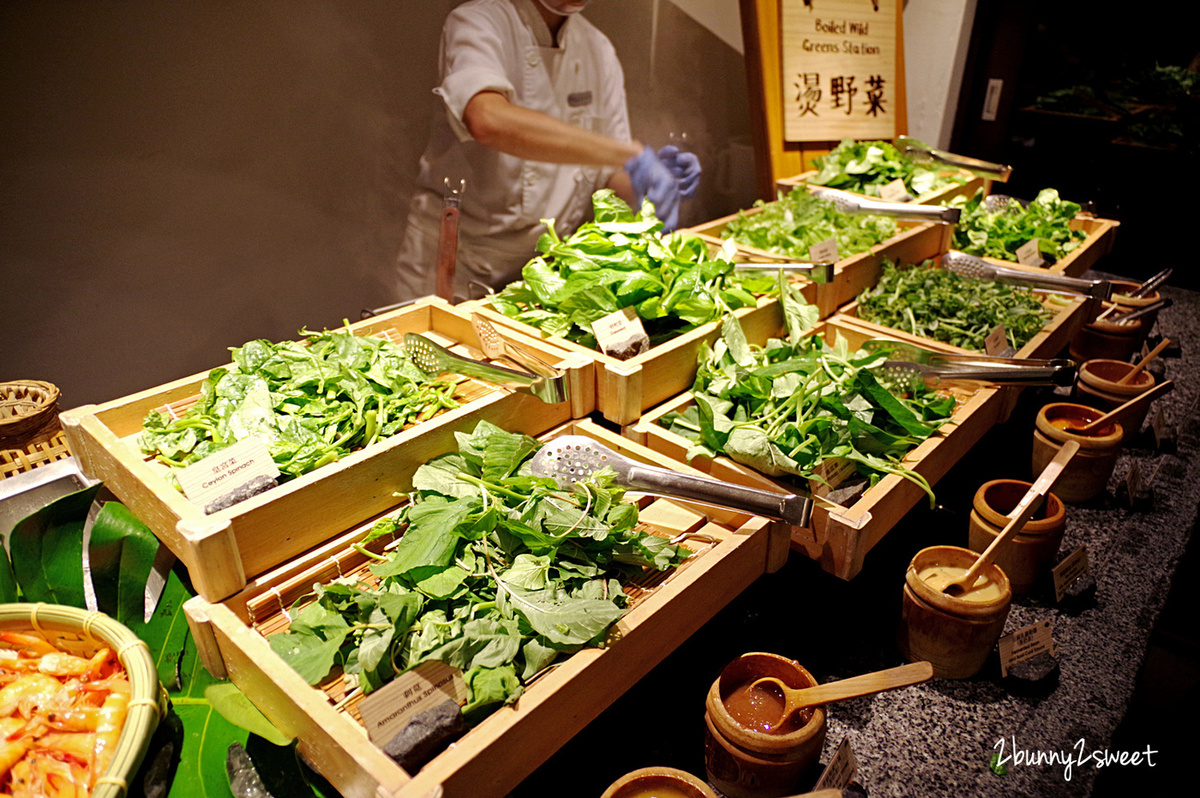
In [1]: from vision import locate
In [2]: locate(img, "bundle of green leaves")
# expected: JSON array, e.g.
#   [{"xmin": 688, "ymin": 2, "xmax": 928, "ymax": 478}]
[
  {"xmin": 947, "ymin": 188, "xmax": 1088, "ymax": 264},
  {"xmin": 490, "ymin": 190, "xmax": 774, "ymax": 350},
  {"xmin": 661, "ymin": 275, "xmax": 955, "ymax": 503},
  {"xmin": 140, "ymin": 326, "xmax": 461, "ymax": 480},
  {"xmin": 808, "ymin": 138, "xmax": 968, "ymax": 199},
  {"xmin": 268, "ymin": 421, "xmax": 690, "ymax": 719},
  {"xmin": 856, "ymin": 260, "xmax": 1053, "ymax": 352},
  {"xmin": 721, "ymin": 186, "xmax": 898, "ymax": 261}
]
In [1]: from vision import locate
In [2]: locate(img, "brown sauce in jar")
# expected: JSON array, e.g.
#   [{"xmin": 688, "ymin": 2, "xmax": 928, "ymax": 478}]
[{"xmin": 723, "ymin": 680, "xmax": 810, "ymax": 734}]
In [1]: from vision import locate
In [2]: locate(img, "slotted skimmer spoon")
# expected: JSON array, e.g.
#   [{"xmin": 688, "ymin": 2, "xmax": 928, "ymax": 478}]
[
  {"xmin": 809, "ymin": 186, "xmax": 960, "ymax": 224},
  {"xmin": 530, "ymin": 435, "xmax": 813, "ymax": 527},
  {"xmin": 881, "ymin": 359, "xmax": 1075, "ymax": 391},
  {"xmin": 941, "ymin": 251, "xmax": 1113, "ymax": 300},
  {"xmin": 404, "ymin": 333, "xmax": 567, "ymax": 405}
]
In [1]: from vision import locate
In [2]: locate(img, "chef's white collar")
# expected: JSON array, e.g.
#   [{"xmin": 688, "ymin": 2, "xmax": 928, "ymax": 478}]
[{"xmin": 515, "ymin": 0, "xmax": 574, "ymax": 48}]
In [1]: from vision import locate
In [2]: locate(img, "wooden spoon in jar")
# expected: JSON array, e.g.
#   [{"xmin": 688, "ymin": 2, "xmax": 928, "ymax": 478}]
[
  {"xmin": 941, "ymin": 440, "xmax": 1080, "ymax": 597},
  {"xmin": 749, "ymin": 661, "xmax": 934, "ymax": 732},
  {"xmin": 1117, "ymin": 338, "xmax": 1170, "ymax": 385},
  {"xmin": 1071, "ymin": 380, "xmax": 1174, "ymax": 435}
]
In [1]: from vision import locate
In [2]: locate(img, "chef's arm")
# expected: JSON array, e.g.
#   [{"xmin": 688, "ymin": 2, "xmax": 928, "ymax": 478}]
[{"xmin": 464, "ymin": 90, "xmax": 641, "ymax": 168}]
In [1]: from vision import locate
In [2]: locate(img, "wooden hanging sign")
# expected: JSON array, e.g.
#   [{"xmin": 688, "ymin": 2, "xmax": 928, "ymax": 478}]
[{"xmin": 780, "ymin": 0, "xmax": 899, "ymax": 142}]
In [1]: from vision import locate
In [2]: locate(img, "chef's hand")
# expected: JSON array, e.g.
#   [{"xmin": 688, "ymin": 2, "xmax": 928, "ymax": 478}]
[
  {"xmin": 657, "ymin": 144, "xmax": 701, "ymax": 199},
  {"xmin": 625, "ymin": 146, "xmax": 681, "ymax": 232}
]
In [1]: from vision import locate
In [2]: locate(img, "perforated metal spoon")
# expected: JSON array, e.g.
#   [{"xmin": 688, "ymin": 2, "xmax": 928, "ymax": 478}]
[
  {"xmin": 530, "ymin": 435, "xmax": 813, "ymax": 527},
  {"xmin": 941, "ymin": 250, "xmax": 1113, "ymax": 300},
  {"xmin": 863, "ymin": 338, "xmax": 1076, "ymax": 375},
  {"xmin": 809, "ymin": 186, "xmax": 961, "ymax": 224},
  {"xmin": 896, "ymin": 137, "xmax": 1013, "ymax": 182},
  {"xmin": 404, "ymin": 333, "xmax": 567, "ymax": 404}
]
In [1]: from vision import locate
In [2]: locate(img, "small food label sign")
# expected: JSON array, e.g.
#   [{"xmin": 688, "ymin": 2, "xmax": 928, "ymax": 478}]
[
  {"xmin": 984, "ymin": 323, "xmax": 1008, "ymax": 357},
  {"xmin": 811, "ymin": 457, "xmax": 857, "ymax": 498},
  {"xmin": 1052, "ymin": 545, "xmax": 1090, "ymax": 603},
  {"xmin": 177, "ymin": 436, "xmax": 279, "ymax": 510},
  {"xmin": 879, "ymin": 178, "xmax": 912, "ymax": 203},
  {"xmin": 591, "ymin": 306, "xmax": 650, "ymax": 360},
  {"xmin": 814, "ymin": 734, "xmax": 858, "ymax": 790},
  {"xmin": 357, "ymin": 661, "xmax": 468, "ymax": 745},
  {"xmin": 780, "ymin": 0, "xmax": 899, "ymax": 142},
  {"xmin": 998, "ymin": 620, "xmax": 1056, "ymax": 678},
  {"xmin": 809, "ymin": 238, "xmax": 840, "ymax": 264},
  {"xmin": 1016, "ymin": 239, "xmax": 1045, "ymax": 268}
]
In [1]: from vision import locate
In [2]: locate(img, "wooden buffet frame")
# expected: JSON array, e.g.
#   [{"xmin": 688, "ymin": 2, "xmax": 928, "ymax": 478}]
[
  {"xmin": 59, "ymin": 298, "xmax": 593, "ymax": 602},
  {"xmin": 184, "ymin": 419, "xmax": 790, "ymax": 798}
]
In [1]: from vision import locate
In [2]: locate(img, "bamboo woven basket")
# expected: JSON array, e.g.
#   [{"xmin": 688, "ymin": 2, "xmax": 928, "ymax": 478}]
[
  {"xmin": 0, "ymin": 381, "xmax": 60, "ymax": 440},
  {"xmin": 0, "ymin": 603, "xmax": 164, "ymax": 797}
]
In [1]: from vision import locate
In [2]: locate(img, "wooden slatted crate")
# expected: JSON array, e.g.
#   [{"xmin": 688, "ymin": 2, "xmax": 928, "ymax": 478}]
[
  {"xmin": 183, "ymin": 419, "xmax": 790, "ymax": 798},
  {"xmin": 60, "ymin": 298, "xmax": 593, "ymax": 602},
  {"xmin": 774, "ymin": 168, "xmax": 988, "ymax": 206},
  {"xmin": 683, "ymin": 215, "xmax": 953, "ymax": 319},
  {"xmin": 626, "ymin": 318, "xmax": 1004, "ymax": 581},
  {"xmin": 464, "ymin": 295, "xmax": 786, "ymax": 427}
]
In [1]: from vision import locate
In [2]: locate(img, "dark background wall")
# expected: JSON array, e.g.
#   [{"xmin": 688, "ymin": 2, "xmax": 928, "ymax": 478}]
[{"xmin": 1, "ymin": 1, "xmax": 755, "ymax": 409}]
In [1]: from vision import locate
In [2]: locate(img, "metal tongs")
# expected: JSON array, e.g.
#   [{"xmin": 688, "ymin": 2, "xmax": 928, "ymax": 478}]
[
  {"xmin": 530, "ymin": 435, "xmax": 813, "ymax": 527},
  {"xmin": 733, "ymin": 259, "xmax": 835, "ymax": 283},
  {"xmin": 864, "ymin": 338, "xmax": 1076, "ymax": 389},
  {"xmin": 404, "ymin": 333, "xmax": 568, "ymax": 405},
  {"xmin": 941, "ymin": 251, "xmax": 1113, "ymax": 301},
  {"xmin": 896, "ymin": 136, "xmax": 1013, "ymax": 182},
  {"xmin": 809, "ymin": 186, "xmax": 961, "ymax": 224}
]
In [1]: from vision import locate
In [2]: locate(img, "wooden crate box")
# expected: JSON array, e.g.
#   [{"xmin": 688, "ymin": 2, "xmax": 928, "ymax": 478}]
[
  {"xmin": 464, "ymin": 295, "xmax": 785, "ymax": 427},
  {"xmin": 684, "ymin": 214, "xmax": 953, "ymax": 319},
  {"xmin": 627, "ymin": 318, "xmax": 1004, "ymax": 581},
  {"xmin": 184, "ymin": 419, "xmax": 790, "ymax": 798},
  {"xmin": 60, "ymin": 298, "xmax": 594, "ymax": 602},
  {"xmin": 774, "ymin": 168, "xmax": 988, "ymax": 206}
]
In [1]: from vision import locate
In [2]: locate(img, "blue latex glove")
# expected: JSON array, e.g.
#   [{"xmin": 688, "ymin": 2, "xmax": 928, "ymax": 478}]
[
  {"xmin": 657, "ymin": 144, "xmax": 701, "ymax": 198},
  {"xmin": 625, "ymin": 145, "xmax": 681, "ymax": 232}
]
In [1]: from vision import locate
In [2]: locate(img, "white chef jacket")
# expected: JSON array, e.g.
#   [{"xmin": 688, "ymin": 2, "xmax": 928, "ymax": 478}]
[{"xmin": 392, "ymin": 0, "xmax": 632, "ymax": 301}]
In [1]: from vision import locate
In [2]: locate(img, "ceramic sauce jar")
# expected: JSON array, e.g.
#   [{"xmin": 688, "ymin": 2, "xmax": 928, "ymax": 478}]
[
  {"xmin": 898, "ymin": 545, "xmax": 1012, "ymax": 679},
  {"xmin": 1032, "ymin": 402, "xmax": 1123, "ymax": 504},
  {"xmin": 969, "ymin": 479, "xmax": 1067, "ymax": 595},
  {"xmin": 704, "ymin": 652, "xmax": 827, "ymax": 798}
]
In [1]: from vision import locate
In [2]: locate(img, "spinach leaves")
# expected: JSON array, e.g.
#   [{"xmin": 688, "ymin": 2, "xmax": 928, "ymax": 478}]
[
  {"xmin": 947, "ymin": 188, "xmax": 1088, "ymax": 264},
  {"xmin": 808, "ymin": 138, "xmax": 967, "ymax": 199},
  {"xmin": 661, "ymin": 275, "xmax": 955, "ymax": 503},
  {"xmin": 140, "ymin": 326, "xmax": 461, "ymax": 481},
  {"xmin": 721, "ymin": 187, "xmax": 898, "ymax": 261},
  {"xmin": 489, "ymin": 190, "xmax": 774, "ymax": 350},
  {"xmin": 269, "ymin": 421, "xmax": 689, "ymax": 720},
  {"xmin": 856, "ymin": 260, "xmax": 1052, "ymax": 352}
]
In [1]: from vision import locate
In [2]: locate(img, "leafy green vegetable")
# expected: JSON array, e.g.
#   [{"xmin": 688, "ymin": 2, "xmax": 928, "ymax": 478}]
[
  {"xmin": 661, "ymin": 274, "xmax": 955, "ymax": 503},
  {"xmin": 270, "ymin": 421, "xmax": 690, "ymax": 721},
  {"xmin": 721, "ymin": 186, "xmax": 898, "ymax": 261},
  {"xmin": 855, "ymin": 260, "xmax": 1052, "ymax": 352},
  {"xmin": 947, "ymin": 188, "xmax": 1087, "ymax": 264},
  {"xmin": 489, "ymin": 190, "xmax": 775, "ymax": 351},
  {"xmin": 139, "ymin": 325, "xmax": 463, "ymax": 481},
  {"xmin": 808, "ymin": 138, "xmax": 968, "ymax": 199}
]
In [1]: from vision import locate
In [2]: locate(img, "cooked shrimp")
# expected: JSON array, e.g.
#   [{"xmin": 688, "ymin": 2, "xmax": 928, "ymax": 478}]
[
  {"xmin": 0, "ymin": 675, "xmax": 61, "ymax": 719},
  {"xmin": 0, "ymin": 635, "xmax": 56, "ymax": 659},
  {"xmin": 0, "ymin": 719, "xmax": 32, "ymax": 781}
]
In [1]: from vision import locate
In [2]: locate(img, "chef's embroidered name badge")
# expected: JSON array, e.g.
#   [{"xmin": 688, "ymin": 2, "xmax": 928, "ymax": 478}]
[{"xmin": 567, "ymin": 90, "xmax": 593, "ymax": 107}]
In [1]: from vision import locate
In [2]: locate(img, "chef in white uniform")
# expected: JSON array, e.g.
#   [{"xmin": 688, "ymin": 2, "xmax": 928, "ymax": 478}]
[{"xmin": 393, "ymin": 0, "xmax": 698, "ymax": 302}]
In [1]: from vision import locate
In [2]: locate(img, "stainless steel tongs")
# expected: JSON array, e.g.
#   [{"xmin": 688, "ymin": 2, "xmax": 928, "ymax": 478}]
[
  {"xmin": 896, "ymin": 136, "xmax": 1013, "ymax": 182},
  {"xmin": 809, "ymin": 186, "xmax": 961, "ymax": 224},
  {"xmin": 530, "ymin": 435, "xmax": 813, "ymax": 527},
  {"xmin": 941, "ymin": 251, "xmax": 1113, "ymax": 300},
  {"xmin": 881, "ymin": 359, "xmax": 1076, "ymax": 390},
  {"xmin": 471, "ymin": 314, "xmax": 562, "ymax": 379},
  {"xmin": 404, "ymin": 333, "xmax": 568, "ymax": 405},
  {"xmin": 864, "ymin": 337, "xmax": 1076, "ymax": 384}
]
